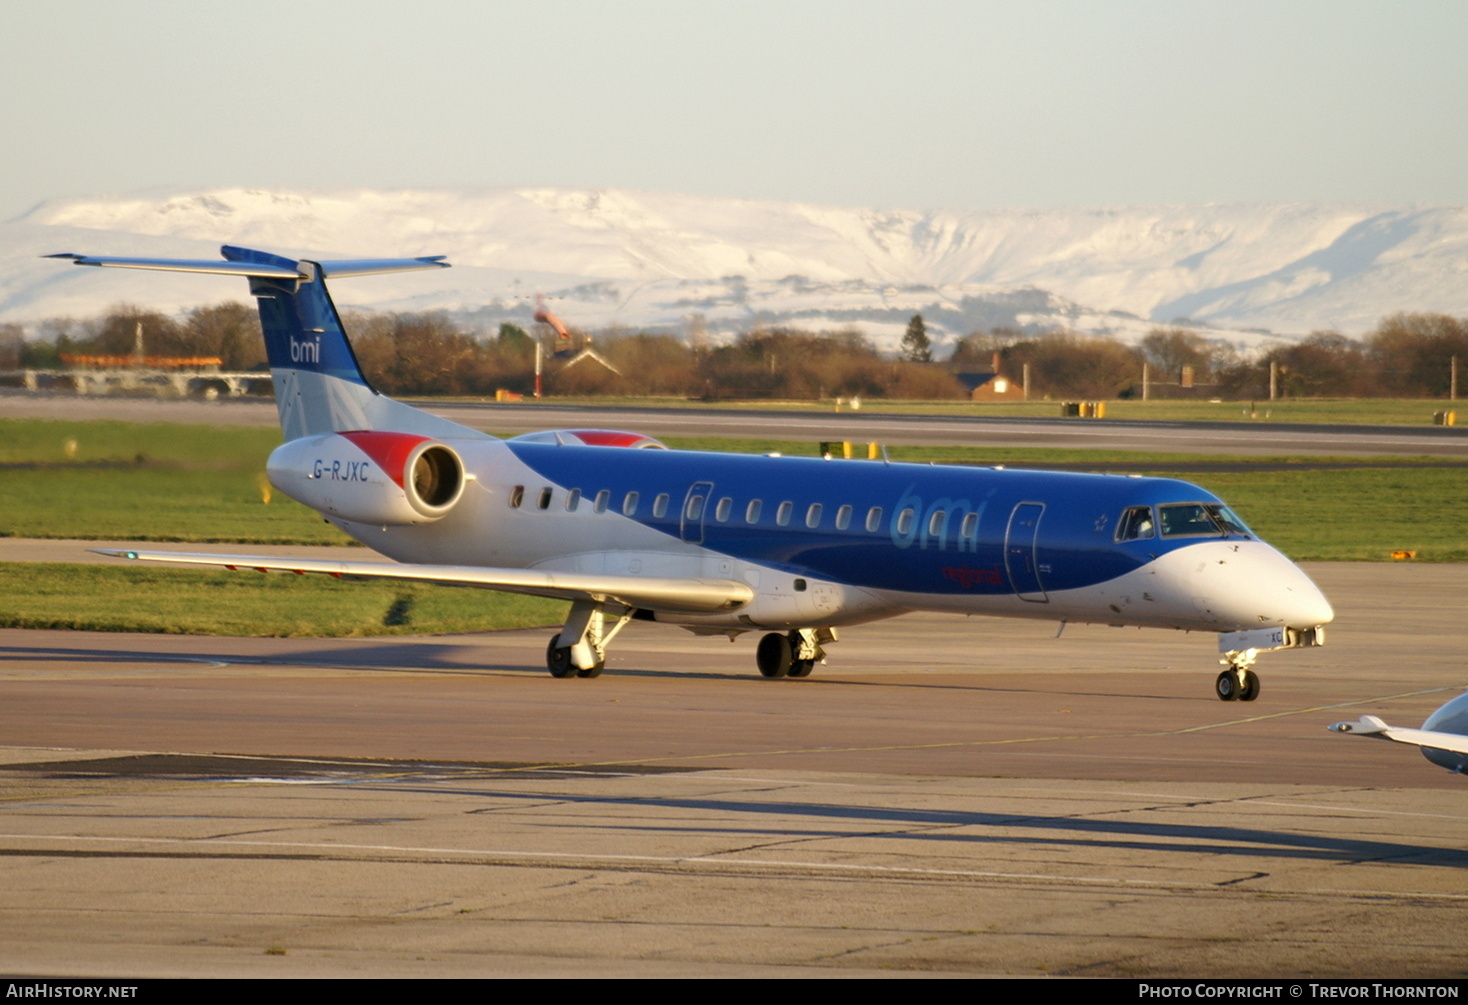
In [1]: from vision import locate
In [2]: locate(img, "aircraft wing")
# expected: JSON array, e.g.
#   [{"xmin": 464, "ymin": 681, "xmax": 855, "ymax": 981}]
[
  {"xmin": 94, "ymin": 549, "xmax": 752, "ymax": 614},
  {"xmin": 1327, "ymin": 715, "xmax": 1468, "ymax": 756}
]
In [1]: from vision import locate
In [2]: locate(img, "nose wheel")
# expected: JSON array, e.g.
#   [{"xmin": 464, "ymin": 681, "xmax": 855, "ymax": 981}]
[{"xmin": 1216, "ymin": 666, "xmax": 1260, "ymax": 702}]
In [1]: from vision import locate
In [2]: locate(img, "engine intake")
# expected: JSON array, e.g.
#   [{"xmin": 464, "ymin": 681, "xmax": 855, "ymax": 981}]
[
  {"xmin": 268, "ymin": 431, "xmax": 467, "ymax": 525},
  {"xmin": 410, "ymin": 444, "xmax": 462, "ymax": 509}
]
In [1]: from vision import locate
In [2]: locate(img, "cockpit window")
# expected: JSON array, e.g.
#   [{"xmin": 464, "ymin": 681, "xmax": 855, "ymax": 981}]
[
  {"xmin": 1158, "ymin": 503, "xmax": 1253, "ymax": 538},
  {"xmin": 1115, "ymin": 505, "xmax": 1155, "ymax": 541},
  {"xmin": 1206, "ymin": 504, "xmax": 1252, "ymax": 536},
  {"xmin": 1159, "ymin": 504, "xmax": 1217, "ymax": 537}
]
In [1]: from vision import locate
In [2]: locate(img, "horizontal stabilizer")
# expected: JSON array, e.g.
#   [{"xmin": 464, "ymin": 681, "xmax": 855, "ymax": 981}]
[
  {"xmin": 94, "ymin": 549, "xmax": 752, "ymax": 614},
  {"xmin": 317, "ymin": 256, "xmax": 450, "ymax": 278},
  {"xmin": 44, "ymin": 253, "xmax": 300, "ymax": 279},
  {"xmin": 47, "ymin": 250, "xmax": 451, "ymax": 280}
]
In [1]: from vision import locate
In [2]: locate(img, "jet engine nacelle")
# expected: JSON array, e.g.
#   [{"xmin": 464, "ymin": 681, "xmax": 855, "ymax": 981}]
[{"xmin": 267, "ymin": 431, "xmax": 466, "ymax": 525}]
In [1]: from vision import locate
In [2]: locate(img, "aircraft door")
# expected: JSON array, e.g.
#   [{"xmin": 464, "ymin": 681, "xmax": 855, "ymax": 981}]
[
  {"xmin": 681, "ymin": 481, "xmax": 714, "ymax": 543},
  {"xmin": 1004, "ymin": 502, "xmax": 1048, "ymax": 602}
]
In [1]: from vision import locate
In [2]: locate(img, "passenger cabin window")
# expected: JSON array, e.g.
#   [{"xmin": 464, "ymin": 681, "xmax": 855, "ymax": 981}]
[
  {"xmin": 745, "ymin": 499, "xmax": 763, "ymax": 524},
  {"xmin": 960, "ymin": 512, "xmax": 979, "ymax": 541},
  {"xmin": 715, "ymin": 497, "xmax": 733, "ymax": 522},
  {"xmin": 806, "ymin": 503, "xmax": 823, "ymax": 529},
  {"xmin": 565, "ymin": 488, "xmax": 581, "ymax": 512},
  {"xmin": 538, "ymin": 487, "xmax": 553, "ymax": 510},
  {"xmin": 685, "ymin": 493, "xmax": 705, "ymax": 521},
  {"xmin": 509, "ymin": 485, "xmax": 524, "ymax": 509},
  {"xmin": 653, "ymin": 493, "xmax": 669, "ymax": 518},
  {"xmin": 622, "ymin": 491, "xmax": 639, "ymax": 516},
  {"xmin": 594, "ymin": 490, "xmax": 610, "ymax": 514},
  {"xmin": 1115, "ymin": 506, "xmax": 1155, "ymax": 541},
  {"xmin": 928, "ymin": 509, "xmax": 947, "ymax": 540},
  {"xmin": 866, "ymin": 507, "xmax": 883, "ymax": 532},
  {"xmin": 896, "ymin": 508, "xmax": 915, "ymax": 536},
  {"xmin": 835, "ymin": 505, "xmax": 852, "ymax": 530},
  {"xmin": 776, "ymin": 501, "xmax": 793, "ymax": 526}
]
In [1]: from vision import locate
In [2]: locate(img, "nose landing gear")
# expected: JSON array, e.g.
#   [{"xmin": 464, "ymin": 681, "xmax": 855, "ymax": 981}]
[
  {"xmin": 1215, "ymin": 665, "xmax": 1260, "ymax": 702},
  {"xmin": 1216, "ymin": 647, "xmax": 1260, "ymax": 702},
  {"xmin": 1213, "ymin": 626, "xmax": 1325, "ymax": 701}
]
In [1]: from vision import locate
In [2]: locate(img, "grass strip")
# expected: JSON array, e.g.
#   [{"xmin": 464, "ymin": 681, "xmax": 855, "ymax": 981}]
[
  {"xmin": 0, "ymin": 563, "xmax": 566, "ymax": 637},
  {"xmin": 3, "ymin": 418, "xmax": 1464, "ymax": 560}
]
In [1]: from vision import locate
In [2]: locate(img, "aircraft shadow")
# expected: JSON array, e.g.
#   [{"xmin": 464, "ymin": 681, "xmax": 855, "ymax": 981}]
[
  {"xmin": 1, "ymin": 641, "xmax": 1193, "ymax": 696},
  {"xmin": 401, "ymin": 784, "xmax": 1468, "ymax": 868}
]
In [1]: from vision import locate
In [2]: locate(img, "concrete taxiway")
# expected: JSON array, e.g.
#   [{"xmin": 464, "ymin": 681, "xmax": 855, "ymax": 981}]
[{"xmin": 1, "ymin": 562, "xmax": 1465, "ymax": 977}]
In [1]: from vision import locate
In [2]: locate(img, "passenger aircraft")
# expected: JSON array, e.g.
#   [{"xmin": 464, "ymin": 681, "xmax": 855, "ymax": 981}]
[
  {"xmin": 1330, "ymin": 693, "xmax": 1468, "ymax": 774},
  {"xmin": 51, "ymin": 246, "xmax": 1333, "ymax": 698}
]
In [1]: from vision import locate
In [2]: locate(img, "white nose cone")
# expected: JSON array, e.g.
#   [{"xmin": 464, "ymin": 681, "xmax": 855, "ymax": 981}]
[
  {"xmin": 1236, "ymin": 542, "xmax": 1334, "ymax": 627},
  {"xmin": 1155, "ymin": 541, "xmax": 1334, "ymax": 630}
]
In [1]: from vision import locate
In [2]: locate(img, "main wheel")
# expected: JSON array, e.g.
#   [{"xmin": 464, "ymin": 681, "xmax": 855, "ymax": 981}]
[
  {"xmin": 547, "ymin": 635, "xmax": 577, "ymax": 678},
  {"xmin": 756, "ymin": 632, "xmax": 792, "ymax": 678},
  {"xmin": 577, "ymin": 660, "xmax": 605, "ymax": 679},
  {"xmin": 788, "ymin": 658, "xmax": 815, "ymax": 678},
  {"xmin": 1215, "ymin": 669, "xmax": 1240, "ymax": 701},
  {"xmin": 1237, "ymin": 670, "xmax": 1260, "ymax": 702}
]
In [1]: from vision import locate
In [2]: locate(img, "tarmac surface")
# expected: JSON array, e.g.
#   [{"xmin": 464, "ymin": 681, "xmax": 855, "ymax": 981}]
[{"xmin": 1, "ymin": 561, "xmax": 1465, "ymax": 977}]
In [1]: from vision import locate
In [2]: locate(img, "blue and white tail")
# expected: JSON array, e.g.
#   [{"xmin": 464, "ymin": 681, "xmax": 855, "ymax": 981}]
[{"xmin": 48, "ymin": 246, "xmax": 483, "ymax": 442}]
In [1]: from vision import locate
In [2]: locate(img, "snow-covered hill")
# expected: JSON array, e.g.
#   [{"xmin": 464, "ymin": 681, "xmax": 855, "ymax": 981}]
[{"xmin": 4, "ymin": 187, "xmax": 1466, "ymax": 352}]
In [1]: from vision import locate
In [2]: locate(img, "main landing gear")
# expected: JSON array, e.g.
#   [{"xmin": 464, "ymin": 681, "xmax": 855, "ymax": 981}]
[
  {"xmin": 756, "ymin": 628, "xmax": 836, "ymax": 679},
  {"xmin": 546, "ymin": 600, "xmax": 632, "ymax": 679},
  {"xmin": 1216, "ymin": 651, "xmax": 1261, "ymax": 702}
]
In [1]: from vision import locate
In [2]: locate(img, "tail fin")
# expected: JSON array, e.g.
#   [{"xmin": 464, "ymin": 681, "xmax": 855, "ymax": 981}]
[{"xmin": 49, "ymin": 246, "xmax": 482, "ymax": 442}]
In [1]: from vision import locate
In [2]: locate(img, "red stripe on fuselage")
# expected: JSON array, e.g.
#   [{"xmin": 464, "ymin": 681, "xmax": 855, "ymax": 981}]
[{"xmin": 339, "ymin": 430, "xmax": 430, "ymax": 488}]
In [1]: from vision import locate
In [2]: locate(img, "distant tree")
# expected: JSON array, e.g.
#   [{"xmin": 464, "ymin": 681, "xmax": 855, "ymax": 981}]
[
  {"xmin": 1241, "ymin": 332, "xmax": 1373, "ymax": 398},
  {"xmin": 997, "ymin": 331, "xmax": 1143, "ymax": 399},
  {"xmin": 183, "ymin": 302, "xmax": 263, "ymax": 369},
  {"xmin": 0, "ymin": 323, "xmax": 22, "ymax": 369},
  {"xmin": 19, "ymin": 336, "xmax": 62, "ymax": 369},
  {"xmin": 949, "ymin": 327, "xmax": 1024, "ymax": 366},
  {"xmin": 600, "ymin": 333, "xmax": 695, "ymax": 395},
  {"xmin": 497, "ymin": 322, "xmax": 532, "ymax": 352},
  {"xmin": 695, "ymin": 326, "xmax": 961, "ymax": 401},
  {"xmin": 1141, "ymin": 327, "xmax": 1216, "ymax": 381},
  {"xmin": 1369, "ymin": 312, "xmax": 1468, "ymax": 396},
  {"xmin": 89, "ymin": 306, "xmax": 182, "ymax": 358},
  {"xmin": 901, "ymin": 314, "xmax": 932, "ymax": 363}
]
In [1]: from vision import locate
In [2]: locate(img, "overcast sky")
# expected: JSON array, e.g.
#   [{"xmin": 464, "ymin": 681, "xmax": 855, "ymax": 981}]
[{"xmin": 5, "ymin": 1, "xmax": 1466, "ymax": 221}]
